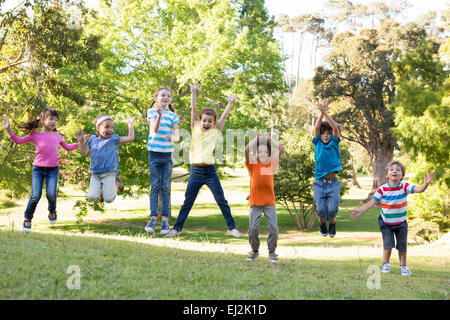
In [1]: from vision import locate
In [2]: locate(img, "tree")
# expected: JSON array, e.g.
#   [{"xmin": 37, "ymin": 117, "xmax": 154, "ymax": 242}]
[{"xmin": 0, "ymin": 0, "xmax": 102, "ymax": 196}]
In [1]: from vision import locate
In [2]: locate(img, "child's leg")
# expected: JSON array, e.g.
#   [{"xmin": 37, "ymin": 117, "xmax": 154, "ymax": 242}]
[
  {"xmin": 149, "ymin": 151, "xmax": 163, "ymax": 218},
  {"xmin": 264, "ymin": 205, "xmax": 279, "ymax": 253},
  {"xmin": 313, "ymin": 180, "xmax": 327, "ymax": 223},
  {"xmin": 160, "ymin": 155, "xmax": 173, "ymax": 220},
  {"xmin": 172, "ymin": 166, "xmax": 204, "ymax": 232},
  {"xmin": 101, "ymin": 172, "xmax": 117, "ymax": 203},
  {"xmin": 398, "ymin": 251, "xmax": 407, "ymax": 265},
  {"xmin": 86, "ymin": 174, "xmax": 102, "ymax": 201},
  {"xmin": 248, "ymin": 206, "xmax": 263, "ymax": 252},
  {"xmin": 205, "ymin": 166, "xmax": 236, "ymax": 230},
  {"xmin": 394, "ymin": 221, "xmax": 408, "ymax": 265},
  {"xmin": 383, "ymin": 249, "xmax": 392, "ymax": 263},
  {"xmin": 45, "ymin": 166, "xmax": 59, "ymax": 214},
  {"xmin": 326, "ymin": 179, "xmax": 342, "ymax": 223},
  {"xmin": 24, "ymin": 166, "xmax": 45, "ymax": 221}
]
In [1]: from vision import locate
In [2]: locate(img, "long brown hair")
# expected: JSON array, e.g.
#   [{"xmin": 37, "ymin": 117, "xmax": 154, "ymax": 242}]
[
  {"xmin": 149, "ymin": 87, "xmax": 175, "ymax": 112},
  {"xmin": 19, "ymin": 108, "xmax": 60, "ymax": 134}
]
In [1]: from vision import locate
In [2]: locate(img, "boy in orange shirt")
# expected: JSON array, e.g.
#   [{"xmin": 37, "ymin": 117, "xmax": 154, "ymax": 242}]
[{"xmin": 245, "ymin": 132, "xmax": 283, "ymax": 263}]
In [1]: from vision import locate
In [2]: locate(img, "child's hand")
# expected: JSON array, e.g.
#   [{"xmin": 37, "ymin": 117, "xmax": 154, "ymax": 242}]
[
  {"xmin": 424, "ymin": 172, "xmax": 434, "ymax": 185},
  {"xmin": 126, "ymin": 116, "xmax": 135, "ymax": 124},
  {"xmin": 188, "ymin": 83, "xmax": 199, "ymax": 92},
  {"xmin": 226, "ymin": 95, "xmax": 238, "ymax": 104},
  {"xmin": 316, "ymin": 99, "xmax": 331, "ymax": 113},
  {"xmin": 2, "ymin": 116, "xmax": 10, "ymax": 130},
  {"xmin": 163, "ymin": 134, "xmax": 172, "ymax": 141},
  {"xmin": 75, "ymin": 130, "xmax": 85, "ymax": 142},
  {"xmin": 351, "ymin": 209, "xmax": 363, "ymax": 219}
]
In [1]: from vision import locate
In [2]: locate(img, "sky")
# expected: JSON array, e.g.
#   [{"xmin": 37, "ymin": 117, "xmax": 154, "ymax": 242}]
[{"xmin": 264, "ymin": 0, "xmax": 449, "ymax": 78}]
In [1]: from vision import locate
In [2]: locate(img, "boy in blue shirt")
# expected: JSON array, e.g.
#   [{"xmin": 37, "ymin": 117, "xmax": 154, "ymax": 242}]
[{"xmin": 312, "ymin": 99, "xmax": 341, "ymax": 238}]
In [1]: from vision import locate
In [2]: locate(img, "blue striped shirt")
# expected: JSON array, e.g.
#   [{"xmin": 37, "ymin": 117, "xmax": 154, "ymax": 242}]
[{"xmin": 147, "ymin": 108, "xmax": 180, "ymax": 153}]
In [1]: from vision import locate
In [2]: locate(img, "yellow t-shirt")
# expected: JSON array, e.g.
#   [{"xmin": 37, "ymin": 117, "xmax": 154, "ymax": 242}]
[{"xmin": 189, "ymin": 122, "xmax": 221, "ymax": 165}]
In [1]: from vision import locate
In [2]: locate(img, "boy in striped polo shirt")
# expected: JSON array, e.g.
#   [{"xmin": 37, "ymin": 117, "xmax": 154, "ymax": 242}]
[{"xmin": 352, "ymin": 161, "xmax": 434, "ymax": 276}]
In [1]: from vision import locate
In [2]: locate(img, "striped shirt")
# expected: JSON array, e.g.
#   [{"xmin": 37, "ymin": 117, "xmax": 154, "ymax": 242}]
[
  {"xmin": 372, "ymin": 182, "xmax": 415, "ymax": 225},
  {"xmin": 146, "ymin": 108, "xmax": 180, "ymax": 153}
]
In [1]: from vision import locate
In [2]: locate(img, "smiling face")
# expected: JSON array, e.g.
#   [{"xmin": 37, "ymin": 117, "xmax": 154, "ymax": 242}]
[
  {"xmin": 200, "ymin": 113, "xmax": 215, "ymax": 131},
  {"xmin": 96, "ymin": 119, "xmax": 114, "ymax": 139},
  {"xmin": 386, "ymin": 163, "xmax": 404, "ymax": 184},
  {"xmin": 155, "ymin": 88, "xmax": 172, "ymax": 109}
]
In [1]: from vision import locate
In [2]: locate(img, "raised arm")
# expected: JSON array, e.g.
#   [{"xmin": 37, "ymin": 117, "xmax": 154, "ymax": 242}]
[
  {"xmin": 188, "ymin": 83, "xmax": 199, "ymax": 130},
  {"xmin": 75, "ymin": 131, "xmax": 91, "ymax": 157},
  {"xmin": 265, "ymin": 133, "xmax": 284, "ymax": 160},
  {"xmin": 313, "ymin": 110, "xmax": 324, "ymax": 138},
  {"xmin": 351, "ymin": 198, "xmax": 378, "ymax": 219},
  {"xmin": 413, "ymin": 172, "xmax": 434, "ymax": 193},
  {"xmin": 216, "ymin": 95, "xmax": 237, "ymax": 131},
  {"xmin": 149, "ymin": 107, "xmax": 162, "ymax": 133},
  {"xmin": 119, "ymin": 117, "xmax": 135, "ymax": 144},
  {"xmin": 245, "ymin": 133, "xmax": 260, "ymax": 163},
  {"xmin": 317, "ymin": 99, "xmax": 340, "ymax": 138},
  {"xmin": 2, "ymin": 116, "xmax": 13, "ymax": 136}
]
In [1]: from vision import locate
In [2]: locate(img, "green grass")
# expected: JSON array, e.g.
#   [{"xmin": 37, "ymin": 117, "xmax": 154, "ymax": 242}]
[{"xmin": 0, "ymin": 229, "xmax": 447, "ymax": 299}]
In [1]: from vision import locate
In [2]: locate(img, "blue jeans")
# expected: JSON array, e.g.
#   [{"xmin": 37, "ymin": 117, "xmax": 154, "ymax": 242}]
[
  {"xmin": 173, "ymin": 165, "xmax": 236, "ymax": 231},
  {"xmin": 313, "ymin": 177, "xmax": 342, "ymax": 222},
  {"xmin": 24, "ymin": 165, "xmax": 59, "ymax": 221},
  {"xmin": 148, "ymin": 151, "xmax": 173, "ymax": 217}
]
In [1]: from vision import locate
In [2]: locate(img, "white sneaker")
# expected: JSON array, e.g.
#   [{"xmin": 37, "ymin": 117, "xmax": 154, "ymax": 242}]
[
  {"xmin": 227, "ymin": 228, "xmax": 242, "ymax": 238},
  {"xmin": 269, "ymin": 252, "xmax": 279, "ymax": 264},
  {"xmin": 381, "ymin": 262, "xmax": 391, "ymax": 273},
  {"xmin": 166, "ymin": 229, "xmax": 181, "ymax": 237},
  {"xmin": 400, "ymin": 265, "xmax": 412, "ymax": 276}
]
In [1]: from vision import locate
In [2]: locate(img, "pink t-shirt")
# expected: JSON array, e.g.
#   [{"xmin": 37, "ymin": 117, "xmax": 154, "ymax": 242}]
[{"xmin": 10, "ymin": 131, "xmax": 79, "ymax": 167}]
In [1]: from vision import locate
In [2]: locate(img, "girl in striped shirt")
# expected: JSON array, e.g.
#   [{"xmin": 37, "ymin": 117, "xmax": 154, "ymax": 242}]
[
  {"xmin": 352, "ymin": 161, "xmax": 434, "ymax": 276},
  {"xmin": 144, "ymin": 87, "xmax": 180, "ymax": 235}
]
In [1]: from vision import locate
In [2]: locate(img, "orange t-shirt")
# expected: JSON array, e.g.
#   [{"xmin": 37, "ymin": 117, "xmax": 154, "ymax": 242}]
[{"xmin": 246, "ymin": 157, "xmax": 279, "ymax": 206}]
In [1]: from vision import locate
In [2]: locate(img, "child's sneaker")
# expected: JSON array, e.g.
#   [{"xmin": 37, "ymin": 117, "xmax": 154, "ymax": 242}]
[
  {"xmin": 23, "ymin": 220, "xmax": 31, "ymax": 233},
  {"xmin": 319, "ymin": 222, "xmax": 328, "ymax": 237},
  {"xmin": 160, "ymin": 220, "xmax": 170, "ymax": 235},
  {"xmin": 48, "ymin": 212, "xmax": 57, "ymax": 225},
  {"xmin": 399, "ymin": 265, "xmax": 412, "ymax": 276},
  {"xmin": 227, "ymin": 228, "xmax": 242, "ymax": 238},
  {"xmin": 166, "ymin": 229, "xmax": 181, "ymax": 237},
  {"xmin": 246, "ymin": 251, "xmax": 259, "ymax": 261},
  {"xmin": 381, "ymin": 262, "xmax": 391, "ymax": 273},
  {"xmin": 144, "ymin": 217, "xmax": 156, "ymax": 233},
  {"xmin": 328, "ymin": 222, "xmax": 336, "ymax": 238},
  {"xmin": 115, "ymin": 176, "xmax": 124, "ymax": 192},
  {"xmin": 269, "ymin": 252, "xmax": 279, "ymax": 264}
]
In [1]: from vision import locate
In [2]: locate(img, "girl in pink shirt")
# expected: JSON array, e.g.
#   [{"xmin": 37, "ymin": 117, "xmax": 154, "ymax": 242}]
[{"xmin": 2, "ymin": 109, "xmax": 79, "ymax": 233}]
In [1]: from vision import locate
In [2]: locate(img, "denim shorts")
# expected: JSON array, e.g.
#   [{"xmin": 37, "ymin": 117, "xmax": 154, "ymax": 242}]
[{"xmin": 378, "ymin": 215, "xmax": 408, "ymax": 252}]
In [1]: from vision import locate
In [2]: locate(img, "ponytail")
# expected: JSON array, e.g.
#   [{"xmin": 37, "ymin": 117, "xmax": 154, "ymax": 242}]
[{"xmin": 19, "ymin": 108, "xmax": 60, "ymax": 134}]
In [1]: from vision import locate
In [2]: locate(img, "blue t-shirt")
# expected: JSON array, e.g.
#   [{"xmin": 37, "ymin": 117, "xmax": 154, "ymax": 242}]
[
  {"xmin": 312, "ymin": 134, "xmax": 341, "ymax": 179},
  {"xmin": 87, "ymin": 134, "xmax": 120, "ymax": 174}
]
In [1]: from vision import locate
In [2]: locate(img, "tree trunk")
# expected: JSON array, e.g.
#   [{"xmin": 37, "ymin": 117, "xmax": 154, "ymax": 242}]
[
  {"xmin": 351, "ymin": 157, "xmax": 361, "ymax": 188},
  {"xmin": 360, "ymin": 148, "xmax": 393, "ymax": 204}
]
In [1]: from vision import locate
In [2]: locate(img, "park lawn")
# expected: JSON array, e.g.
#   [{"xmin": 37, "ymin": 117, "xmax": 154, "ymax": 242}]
[{"xmin": 0, "ymin": 229, "xmax": 448, "ymax": 300}]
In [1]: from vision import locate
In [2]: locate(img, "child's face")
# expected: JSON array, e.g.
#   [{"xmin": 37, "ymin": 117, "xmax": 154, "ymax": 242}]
[
  {"xmin": 320, "ymin": 130, "xmax": 332, "ymax": 144},
  {"xmin": 42, "ymin": 115, "xmax": 58, "ymax": 131},
  {"xmin": 257, "ymin": 145, "xmax": 269, "ymax": 164},
  {"xmin": 200, "ymin": 114, "xmax": 215, "ymax": 131},
  {"xmin": 156, "ymin": 89, "xmax": 172, "ymax": 108},
  {"xmin": 387, "ymin": 164, "xmax": 403, "ymax": 183},
  {"xmin": 97, "ymin": 119, "xmax": 114, "ymax": 139}
]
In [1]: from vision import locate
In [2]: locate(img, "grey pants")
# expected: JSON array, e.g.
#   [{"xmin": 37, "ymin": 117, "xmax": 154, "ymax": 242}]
[{"xmin": 248, "ymin": 205, "xmax": 279, "ymax": 253}]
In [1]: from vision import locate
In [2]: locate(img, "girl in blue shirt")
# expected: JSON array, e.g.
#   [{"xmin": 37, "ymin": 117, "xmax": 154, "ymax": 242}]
[
  {"xmin": 312, "ymin": 99, "xmax": 342, "ymax": 238},
  {"xmin": 77, "ymin": 115, "xmax": 135, "ymax": 203}
]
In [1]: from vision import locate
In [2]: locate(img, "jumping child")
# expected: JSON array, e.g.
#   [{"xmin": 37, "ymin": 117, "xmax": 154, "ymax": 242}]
[
  {"xmin": 312, "ymin": 99, "xmax": 342, "ymax": 238},
  {"xmin": 144, "ymin": 87, "xmax": 180, "ymax": 235},
  {"xmin": 352, "ymin": 161, "xmax": 434, "ymax": 276},
  {"xmin": 245, "ymin": 132, "xmax": 283, "ymax": 263},
  {"xmin": 166, "ymin": 83, "xmax": 241, "ymax": 237},
  {"xmin": 2, "ymin": 109, "xmax": 79, "ymax": 232},
  {"xmin": 77, "ymin": 115, "xmax": 134, "ymax": 204}
]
